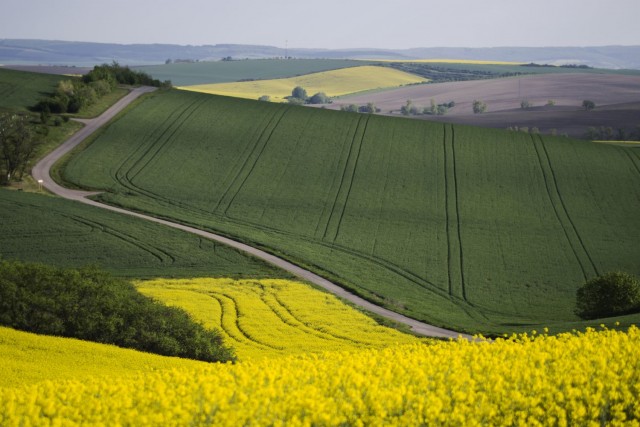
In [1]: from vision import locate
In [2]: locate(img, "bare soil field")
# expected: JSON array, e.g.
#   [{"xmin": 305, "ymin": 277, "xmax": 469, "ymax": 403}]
[{"xmin": 328, "ymin": 74, "xmax": 640, "ymax": 138}]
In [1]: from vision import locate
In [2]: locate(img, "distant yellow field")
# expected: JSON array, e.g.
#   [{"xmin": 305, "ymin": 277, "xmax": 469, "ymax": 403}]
[
  {"xmin": 0, "ymin": 326, "xmax": 204, "ymax": 388},
  {"xmin": 369, "ymin": 59, "xmax": 525, "ymax": 65},
  {"xmin": 136, "ymin": 278, "xmax": 420, "ymax": 360},
  {"xmin": 178, "ymin": 65, "xmax": 428, "ymax": 102}
]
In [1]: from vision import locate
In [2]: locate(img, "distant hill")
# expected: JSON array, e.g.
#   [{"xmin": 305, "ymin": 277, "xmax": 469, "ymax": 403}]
[{"xmin": 1, "ymin": 39, "xmax": 639, "ymax": 69}]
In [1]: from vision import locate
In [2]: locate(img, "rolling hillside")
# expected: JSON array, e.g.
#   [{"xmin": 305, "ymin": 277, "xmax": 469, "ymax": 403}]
[
  {"xmin": 0, "ymin": 190, "xmax": 285, "ymax": 278},
  {"xmin": 62, "ymin": 89, "xmax": 640, "ymax": 334}
]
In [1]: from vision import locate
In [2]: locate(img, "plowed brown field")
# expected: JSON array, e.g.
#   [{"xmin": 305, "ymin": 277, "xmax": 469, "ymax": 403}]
[{"xmin": 328, "ymin": 73, "xmax": 640, "ymax": 138}]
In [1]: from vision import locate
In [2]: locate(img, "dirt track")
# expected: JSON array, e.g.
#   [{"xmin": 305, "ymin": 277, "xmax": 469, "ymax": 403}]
[
  {"xmin": 328, "ymin": 73, "xmax": 640, "ymax": 138},
  {"xmin": 32, "ymin": 86, "xmax": 469, "ymax": 340}
]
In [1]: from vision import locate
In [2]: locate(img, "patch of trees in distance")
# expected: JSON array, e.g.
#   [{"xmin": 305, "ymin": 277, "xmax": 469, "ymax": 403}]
[{"xmin": 34, "ymin": 62, "xmax": 171, "ymax": 115}]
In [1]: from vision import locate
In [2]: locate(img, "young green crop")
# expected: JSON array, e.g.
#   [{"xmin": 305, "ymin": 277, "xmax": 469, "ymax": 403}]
[
  {"xmin": 0, "ymin": 189, "xmax": 285, "ymax": 279},
  {"xmin": 62, "ymin": 89, "xmax": 640, "ymax": 334}
]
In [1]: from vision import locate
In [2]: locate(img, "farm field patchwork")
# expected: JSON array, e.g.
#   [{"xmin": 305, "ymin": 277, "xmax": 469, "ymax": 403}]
[
  {"xmin": 136, "ymin": 59, "xmax": 371, "ymax": 86},
  {"xmin": 0, "ymin": 189, "xmax": 285, "ymax": 278},
  {"xmin": 136, "ymin": 278, "xmax": 421, "ymax": 360},
  {"xmin": 62, "ymin": 89, "xmax": 640, "ymax": 334},
  {"xmin": 2, "ymin": 326, "xmax": 639, "ymax": 425},
  {"xmin": 179, "ymin": 65, "xmax": 427, "ymax": 101}
]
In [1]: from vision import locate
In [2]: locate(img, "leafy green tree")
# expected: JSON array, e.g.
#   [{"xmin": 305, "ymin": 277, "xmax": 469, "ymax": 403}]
[
  {"xmin": 472, "ymin": 100, "xmax": 487, "ymax": 114},
  {"xmin": 521, "ymin": 100, "xmax": 532, "ymax": 109},
  {"xmin": 309, "ymin": 92, "xmax": 330, "ymax": 104},
  {"xmin": 582, "ymin": 100, "xmax": 596, "ymax": 111},
  {"xmin": 0, "ymin": 113, "xmax": 39, "ymax": 184},
  {"xmin": 340, "ymin": 104, "xmax": 358, "ymax": 113},
  {"xmin": 291, "ymin": 86, "xmax": 308, "ymax": 101},
  {"xmin": 576, "ymin": 272, "xmax": 640, "ymax": 319}
]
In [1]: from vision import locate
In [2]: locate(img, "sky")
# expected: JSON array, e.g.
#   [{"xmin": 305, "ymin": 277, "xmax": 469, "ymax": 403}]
[{"xmin": 1, "ymin": 0, "xmax": 639, "ymax": 50}]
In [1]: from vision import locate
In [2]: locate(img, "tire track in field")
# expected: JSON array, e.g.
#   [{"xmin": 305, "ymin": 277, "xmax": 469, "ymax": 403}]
[
  {"xmin": 126, "ymin": 98, "xmax": 207, "ymax": 183},
  {"xmin": 531, "ymin": 135, "xmax": 598, "ymax": 280},
  {"xmin": 322, "ymin": 115, "xmax": 370, "ymax": 243},
  {"xmin": 443, "ymin": 123, "xmax": 467, "ymax": 301},
  {"xmin": 262, "ymin": 289, "xmax": 372, "ymax": 346},
  {"xmin": 313, "ymin": 116, "xmax": 361, "ymax": 239},
  {"xmin": 64, "ymin": 215, "xmax": 176, "ymax": 264},
  {"xmin": 214, "ymin": 105, "xmax": 290, "ymax": 216},
  {"xmin": 623, "ymin": 148, "xmax": 640, "ymax": 177},
  {"xmin": 113, "ymin": 98, "xmax": 199, "ymax": 194},
  {"xmin": 209, "ymin": 292, "xmax": 282, "ymax": 350}
]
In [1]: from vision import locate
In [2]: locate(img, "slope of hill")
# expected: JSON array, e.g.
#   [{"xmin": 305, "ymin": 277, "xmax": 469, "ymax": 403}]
[
  {"xmin": 0, "ymin": 190, "xmax": 285, "ymax": 278},
  {"xmin": 61, "ymin": 89, "xmax": 640, "ymax": 334},
  {"xmin": 0, "ymin": 67, "xmax": 61, "ymax": 111}
]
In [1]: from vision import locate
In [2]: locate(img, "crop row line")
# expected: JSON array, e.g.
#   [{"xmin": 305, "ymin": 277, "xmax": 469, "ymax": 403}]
[
  {"xmin": 64, "ymin": 214, "xmax": 176, "ymax": 264},
  {"xmin": 531, "ymin": 135, "xmax": 598, "ymax": 280},
  {"xmin": 215, "ymin": 105, "xmax": 290, "ymax": 216},
  {"xmin": 443, "ymin": 123, "xmax": 467, "ymax": 302},
  {"xmin": 265, "ymin": 289, "xmax": 371, "ymax": 346},
  {"xmin": 208, "ymin": 292, "xmax": 281, "ymax": 351},
  {"xmin": 322, "ymin": 115, "xmax": 370, "ymax": 243}
]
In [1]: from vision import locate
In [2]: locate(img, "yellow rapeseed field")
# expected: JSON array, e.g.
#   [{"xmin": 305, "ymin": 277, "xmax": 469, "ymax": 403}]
[
  {"xmin": 135, "ymin": 278, "xmax": 421, "ymax": 360},
  {"xmin": 2, "ymin": 326, "xmax": 638, "ymax": 426},
  {"xmin": 0, "ymin": 326, "xmax": 205, "ymax": 388},
  {"xmin": 369, "ymin": 59, "xmax": 526, "ymax": 65},
  {"xmin": 178, "ymin": 65, "xmax": 427, "ymax": 101}
]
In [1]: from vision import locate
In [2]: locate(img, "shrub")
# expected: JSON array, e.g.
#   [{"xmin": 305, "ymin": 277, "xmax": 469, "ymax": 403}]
[
  {"xmin": 308, "ymin": 92, "xmax": 330, "ymax": 104},
  {"xmin": 575, "ymin": 272, "xmax": 640, "ymax": 319},
  {"xmin": 0, "ymin": 260, "xmax": 235, "ymax": 362},
  {"xmin": 582, "ymin": 100, "xmax": 596, "ymax": 111},
  {"xmin": 472, "ymin": 100, "xmax": 487, "ymax": 114}
]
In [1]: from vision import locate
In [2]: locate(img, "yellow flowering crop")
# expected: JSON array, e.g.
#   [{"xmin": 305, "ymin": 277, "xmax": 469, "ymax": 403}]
[
  {"xmin": 178, "ymin": 65, "xmax": 428, "ymax": 102},
  {"xmin": 135, "ymin": 278, "xmax": 420, "ymax": 360},
  {"xmin": 368, "ymin": 59, "xmax": 526, "ymax": 65},
  {"xmin": 0, "ymin": 326, "xmax": 206, "ymax": 388},
  {"xmin": 2, "ymin": 326, "xmax": 638, "ymax": 426}
]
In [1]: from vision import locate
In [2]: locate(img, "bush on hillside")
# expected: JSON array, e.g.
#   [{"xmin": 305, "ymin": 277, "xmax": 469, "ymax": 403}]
[
  {"xmin": 0, "ymin": 260, "xmax": 235, "ymax": 363},
  {"xmin": 575, "ymin": 272, "xmax": 640, "ymax": 319}
]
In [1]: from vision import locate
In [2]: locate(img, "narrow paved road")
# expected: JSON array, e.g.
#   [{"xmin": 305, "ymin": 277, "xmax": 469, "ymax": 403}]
[{"xmin": 33, "ymin": 86, "xmax": 470, "ymax": 340}]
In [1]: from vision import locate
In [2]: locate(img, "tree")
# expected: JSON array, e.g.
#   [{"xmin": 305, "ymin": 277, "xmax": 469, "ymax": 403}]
[
  {"xmin": 308, "ymin": 92, "xmax": 330, "ymax": 104},
  {"xmin": 291, "ymin": 86, "xmax": 308, "ymax": 101},
  {"xmin": 582, "ymin": 100, "xmax": 596, "ymax": 111},
  {"xmin": 575, "ymin": 272, "xmax": 640, "ymax": 319},
  {"xmin": 472, "ymin": 100, "xmax": 487, "ymax": 114},
  {"xmin": 520, "ymin": 100, "xmax": 532, "ymax": 109},
  {"xmin": 340, "ymin": 104, "xmax": 358, "ymax": 113},
  {"xmin": 0, "ymin": 113, "xmax": 40, "ymax": 184},
  {"xmin": 258, "ymin": 95, "xmax": 271, "ymax": 102}
]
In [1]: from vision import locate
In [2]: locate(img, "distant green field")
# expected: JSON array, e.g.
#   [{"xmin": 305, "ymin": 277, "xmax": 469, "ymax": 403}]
[
  {"xmin": 0, "ymin": 189, "xmax": 286, "ymax": 279},
  {"xmin": 62, "ymin": 89, "xmax": 640, "ymax": 334},
  {"xmin": 0, "ymin": 68, "xmax": 62, "ymax": 111},
  {"xmin": 136, "ymin": 59, "xmax": 371, "ymax": 86}
]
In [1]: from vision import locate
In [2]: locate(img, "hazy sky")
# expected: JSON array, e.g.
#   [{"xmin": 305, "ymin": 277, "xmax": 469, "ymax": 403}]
[{"xmin": 2, "ymin": 0, "xmax": 638, "ymax": 49}]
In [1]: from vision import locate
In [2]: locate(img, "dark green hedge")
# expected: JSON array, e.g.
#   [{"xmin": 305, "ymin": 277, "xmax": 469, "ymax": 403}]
[{"xmin": 0, "ymin": 260, "xmax": 234, "ymax": 363}]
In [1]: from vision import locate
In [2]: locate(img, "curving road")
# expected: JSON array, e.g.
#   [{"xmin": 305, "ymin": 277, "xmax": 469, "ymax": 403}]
[{"xmin": 32, "ymin": 86, "xmax": 470, "ymax": 340}]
